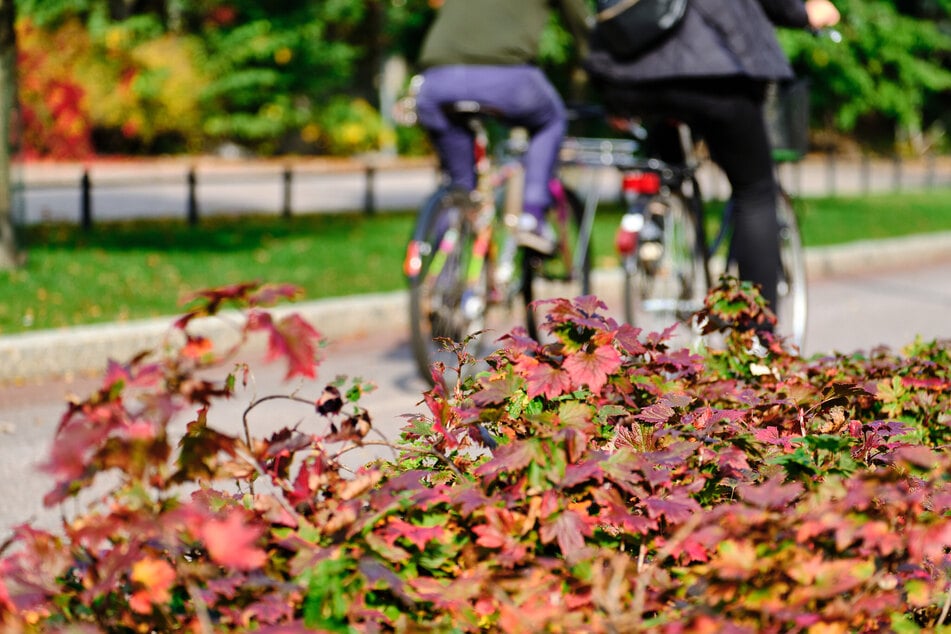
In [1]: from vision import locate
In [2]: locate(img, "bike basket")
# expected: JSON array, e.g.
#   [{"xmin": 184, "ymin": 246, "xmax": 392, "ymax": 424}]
[
  {"xmin": 764, "ymin": 78, "xmax": 810, "ymax": 162},
  {"xmin": 559, "ymin": 136, "xmax": 641, "ymax": 168}
]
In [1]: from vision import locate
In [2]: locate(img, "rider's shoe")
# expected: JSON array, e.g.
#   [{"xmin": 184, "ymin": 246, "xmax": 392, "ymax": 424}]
[{"xmin": 515, "ymin": 214, "xmax": 557, "ymax": 255}]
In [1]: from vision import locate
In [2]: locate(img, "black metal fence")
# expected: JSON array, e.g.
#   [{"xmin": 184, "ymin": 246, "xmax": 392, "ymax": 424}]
[{"xmin": 17, "ymin": 152, "xmax": 951, "ymax": 229}]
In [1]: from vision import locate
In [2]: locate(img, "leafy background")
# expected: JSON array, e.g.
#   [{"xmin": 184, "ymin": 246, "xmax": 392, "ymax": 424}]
[{"xmin": 13, "ymin": 0, "xmax": 951, "ymax": 160}]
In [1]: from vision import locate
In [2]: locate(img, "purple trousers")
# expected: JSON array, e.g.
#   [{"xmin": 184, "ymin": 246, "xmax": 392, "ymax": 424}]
[{"xmin": 415, "ymin": 65, "xmax": 567, "ymax": 218}]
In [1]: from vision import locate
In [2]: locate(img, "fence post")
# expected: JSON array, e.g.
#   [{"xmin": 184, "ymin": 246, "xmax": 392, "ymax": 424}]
[
  {"xmin": 826, "ymin": 150, "xmax": 836, "ymax": 197},
  {"xmin": 186, "ymin": 167, "xmax": 199, "ymax": 226},
  {"xmin": 860, "ymin": 154, "xmax": 870, "ymax": 195},
  {"xmin": 892, "ymin": 155, "xmax": 902, "ymax": 192},
  {"xmin": 364, "ymin": 161, "xmax": 376, "ymax": 215},
  {"xmin": 80, "ymin": 169, "xmax": 92, "ymax": 231},
  {"xmin": 282, "ymin": 165, "xmax": 293, "ymax": 218}
]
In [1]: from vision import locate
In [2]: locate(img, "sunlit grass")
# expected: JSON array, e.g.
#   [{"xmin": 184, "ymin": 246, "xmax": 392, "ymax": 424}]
[{"xmin": 1, "ymin": 189, "xmax": 948, "ymax": 335}]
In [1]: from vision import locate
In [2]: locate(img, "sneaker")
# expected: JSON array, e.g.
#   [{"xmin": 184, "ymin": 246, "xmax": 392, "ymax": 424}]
[{"xmin": 515, "ymin": 214, "xmax": 557, "ymax": 255}]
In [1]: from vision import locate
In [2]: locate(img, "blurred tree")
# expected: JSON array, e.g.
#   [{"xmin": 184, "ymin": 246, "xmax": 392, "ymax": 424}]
[
  {"xmin": 0, "ymin": 0, "xmax": 19, "ymax": 269},
  {"xmin": 196, "ymin": 1, "xmax": 366, "ymax": 154},
  {"xmin": 12, "ymin": 0, "xmax": 951, "ymax": 157},
  {"xmin": 780, "ymin": 0, "xmax": 951, "ymax": 154}
]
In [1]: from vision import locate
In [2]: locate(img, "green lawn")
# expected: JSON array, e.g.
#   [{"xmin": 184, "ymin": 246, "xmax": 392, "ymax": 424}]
[{"xmin": 1, "ymin": 189, "xmax": 948, "ymax": 336}]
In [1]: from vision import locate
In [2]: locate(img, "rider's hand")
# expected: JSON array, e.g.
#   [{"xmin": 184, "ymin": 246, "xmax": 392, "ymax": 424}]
[{"xmin": 805, "ymin": 0, "xmax": 840, "ymax": 29}]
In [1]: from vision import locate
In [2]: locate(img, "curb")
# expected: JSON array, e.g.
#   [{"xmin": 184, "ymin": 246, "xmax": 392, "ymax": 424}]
[
  {"xmin": 0, "ymin": 291, "xmax": 410, "ymax": 384},
  {"xmin": 3, "ymin": 232, "xmax": 951, "ymax": 384}
]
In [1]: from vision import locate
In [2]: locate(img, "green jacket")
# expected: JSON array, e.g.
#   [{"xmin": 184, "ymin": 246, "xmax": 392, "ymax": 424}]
[{"xmin": 418, "ymin": 0, "xmax": 591, "ymax": 68}]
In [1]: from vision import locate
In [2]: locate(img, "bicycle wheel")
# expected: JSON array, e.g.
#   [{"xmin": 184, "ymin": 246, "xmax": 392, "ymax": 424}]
[
  {"xmin": 774, "ymin": 190, "xmax": 808, "ymax": 349},
  {"xmin": 407, "ymin": 188, "xmax": 520, "ymax": 385},
  {"xmin": 522, "ymin": 186, "xmax": 591, "ymax": 340},
  {"xmin": 622, "ymin": 192, "xmax": 707, "ymax": 335},
  {"xmin": 407, "ymin": 188, "xmax": 486, "ymax": 383}
]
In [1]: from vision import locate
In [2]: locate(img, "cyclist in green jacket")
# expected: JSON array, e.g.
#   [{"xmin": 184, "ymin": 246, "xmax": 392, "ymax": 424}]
[{"xmin": 414, "ymin": 0, "xmax": 591, "ymax": 254}]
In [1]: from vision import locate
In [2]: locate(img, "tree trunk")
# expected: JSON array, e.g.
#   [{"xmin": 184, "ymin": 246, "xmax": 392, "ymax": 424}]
[{"xmin": 0, "ymin": 0, "xmax": 20, "ymax": 270}]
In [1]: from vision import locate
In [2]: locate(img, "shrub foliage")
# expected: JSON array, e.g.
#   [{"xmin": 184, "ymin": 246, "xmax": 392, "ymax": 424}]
[{"xmin": 2, "ymin": 279, "xmax": 951, "ymax": 632}]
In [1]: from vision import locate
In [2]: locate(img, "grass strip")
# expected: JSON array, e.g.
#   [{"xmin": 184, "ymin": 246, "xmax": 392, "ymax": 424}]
[{"xmin": 1, "ymin": 190, "xmax": 948, "ymax": 336}]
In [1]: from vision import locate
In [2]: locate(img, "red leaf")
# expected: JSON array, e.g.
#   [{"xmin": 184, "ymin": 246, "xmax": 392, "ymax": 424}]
[
  {"xmin": 475, "ymin": 440, "xmax": 540, "ymax": 483},
  {"xmin": 891, "ymin": 445, "xmax": 941, "ymax": 470},
  {"xmin": 562, "ymin": 459, "xmax": 603, "ymax": 488},
  {"xmin": 672, "ymin": 527, "xmax": 720, "ymax": 564},
  {"xmin": 542, "ymin": 295, "xmax": 613, "ymax": 331},
  {"xmin": 517, "ymin": 357, "xmax": 573, "ymax": 400},
  {"xmin": 540, "ymin": 509, "xmax": 592, "ymax": 563},
  {"xmin": 381, "ymin": 518, "xmax": 445, "ymax": 551},
  {"xmin": 716, "ymin": 446, "xmax": 753, "ymax": 478},
  {"xmin": 753, "ymin": 426, "xmax": 798, "ymax": 451},
  {"xmin": 255, "ymin": 623, "xmax": 316, "ymax": 634},
  {"xmin": 736, "ymin": 476, "xmax": 804, "ymax": 510},
  {"xmin": 181, "ymin": 335, "xmax": 214, "ymax": 360},
  {"xmin": 594, "ymin": 487, "xmax": 657, "ymax": 535},
  {"xmin": 563, "ymin": 344, "xmax": 621, "ymax": 394},
  {"xmin": 249, "ymin": 283, "xmax": 301, "ymax": 306},
  {"xmin": 643, "ymin": 493, "xmax": 701, "ymax": 523},
  {"xmin": 200, "ymin": 511, "xmax": 267, "ymax": 570},
  {"xmin": 129, "ymin": 557, "xmax": 176, "ymax": 614},
  {"xmin": 422, "ymin": 391, "xmax": 460, "ymax": 449},
  {"xmin": 176, "ymin": 282, "xmax": 260, "ymax": 327},
  {"xmin": 614, "ymin": 322, "xmax": 647, "ymax": 355},
  {"xmin": 472, "ymin": 507, "xmax": 530, "ymax": 567},
  {"xmin": 248, "ymin": 310, "xmax": 322, "ymax": 380},
  {"xmin": 635, "ymin": 401, "xmax": 675, "ymax": 424},
  {"xmin": 902, "ymin": 376, "xmax": 950, "ymax": 391},
  {"xmin": 0, "ymin": 561, "xmax": 15, "ymax": 613}
]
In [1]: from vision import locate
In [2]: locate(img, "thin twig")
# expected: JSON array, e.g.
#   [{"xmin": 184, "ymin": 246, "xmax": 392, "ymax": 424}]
[
  {"xmin": 936, "ymin": 580, "xmax": 951, "ymax": 627},
  {"xmin": 186, "ymin": 581, "xmax": 215, "ymax": 634}
]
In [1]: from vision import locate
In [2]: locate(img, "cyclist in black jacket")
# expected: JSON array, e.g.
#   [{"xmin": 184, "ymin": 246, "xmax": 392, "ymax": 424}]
[{"xmin": 585, "ymin": 0, "xmax": 839, "ymax": 310}]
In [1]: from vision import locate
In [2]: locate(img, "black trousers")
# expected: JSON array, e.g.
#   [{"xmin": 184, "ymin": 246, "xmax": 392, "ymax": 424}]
[{"xmin": 600, "ymin": 77, "xmax": 780, "ymax": 308}]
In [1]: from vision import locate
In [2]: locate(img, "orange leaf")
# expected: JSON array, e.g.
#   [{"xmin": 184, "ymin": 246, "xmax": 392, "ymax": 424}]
[
  {"xmin": 200, "ymin": 511, "xmax": 268, "ymax": 570},
  {"xmin": 129, "ymin": 557, "xmax": 176, "ymax": 612}
]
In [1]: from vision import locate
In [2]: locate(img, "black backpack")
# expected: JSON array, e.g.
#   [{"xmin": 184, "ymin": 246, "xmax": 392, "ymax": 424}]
[{"xmin": 594, "ymin": 0, "xmax": 689, "ymax": 59}]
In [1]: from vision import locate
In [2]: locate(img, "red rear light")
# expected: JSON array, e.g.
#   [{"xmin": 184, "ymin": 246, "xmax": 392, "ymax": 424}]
[
  {"xmin": 403, "ymin": 241, "xmax": 422, "ymax": 277},
  {"xmin": 622, "ymin": 171, "xmax": 661, "ymax": 195}
]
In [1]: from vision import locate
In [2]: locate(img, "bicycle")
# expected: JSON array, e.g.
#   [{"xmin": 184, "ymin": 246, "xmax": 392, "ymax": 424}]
[
  {"xmin": 398, "ymin": 91, "xmax": 591, "ymax": 385},
  {"xmin": 559, "ymin": 79, "xmax": 809, "ymax": 349}
]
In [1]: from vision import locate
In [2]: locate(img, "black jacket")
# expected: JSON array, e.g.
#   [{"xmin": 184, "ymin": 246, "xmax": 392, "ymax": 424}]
[{"xmin": 584, "ymin": 0, "xmax": 810, "ymax": 84}]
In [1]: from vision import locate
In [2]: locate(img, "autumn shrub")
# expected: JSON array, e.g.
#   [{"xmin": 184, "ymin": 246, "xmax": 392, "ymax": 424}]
[
  {"xmin": 16, "ymin": 18, "xmax": 95, "ymax": 160},
  {"xmin": 84, "ymin": 24, "xmax": 210, "ymax": 154},
  {"xmin": 311, "ymin": 97, "xmax": 391, "ymax": 156},
  {"xmin": 16, "ymin": 15, "xmax": 209, "ymax": 158},
  {"xmin": 2, "ymin": 278, "xmax": 951, "ymax": 633}
]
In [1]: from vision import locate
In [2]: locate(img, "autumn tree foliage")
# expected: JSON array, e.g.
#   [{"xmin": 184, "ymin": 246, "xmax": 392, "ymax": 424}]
[
  {"xmin": 2, "ymin": 279, "xmax": 951, "ymax": 632},
  {"xmin": 16, "ymin": 18, "xmax": 94, "ymax": 159}
]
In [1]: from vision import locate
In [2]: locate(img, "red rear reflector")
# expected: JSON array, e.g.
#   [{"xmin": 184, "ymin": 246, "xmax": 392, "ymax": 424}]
[
  {"xmin": 403, "ymin": 241, "xmax": 422, "ymax": 277},
  {"xmin": 622, "ymin": 171, "xmax": 661, "ymax": 195}
]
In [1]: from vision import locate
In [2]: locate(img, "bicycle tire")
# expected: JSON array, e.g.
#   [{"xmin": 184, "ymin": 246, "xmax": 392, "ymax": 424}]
[
  {"xmin": 774, "ymin": 190, "xmax": 808, "ymax": 349},
  {"xmin": 407, "ymin": 187, "xmax": 524, "ymax": 385},
  {"xmin": 521, "ymin": 186, "xmax": 591, "ymax": 340},
  {"xmin": 407, "ymin": 187, "xmax": 486, "ymax": 384},
  {"xmin": 622, "ymin": 192, "xmax": 707, "ymax": 334}
]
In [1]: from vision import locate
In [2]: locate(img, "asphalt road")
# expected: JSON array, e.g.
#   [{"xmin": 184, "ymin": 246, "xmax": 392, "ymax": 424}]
[{"xmin": 2, "ymin": 255, "xmax": 950, "ymax": 540}]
